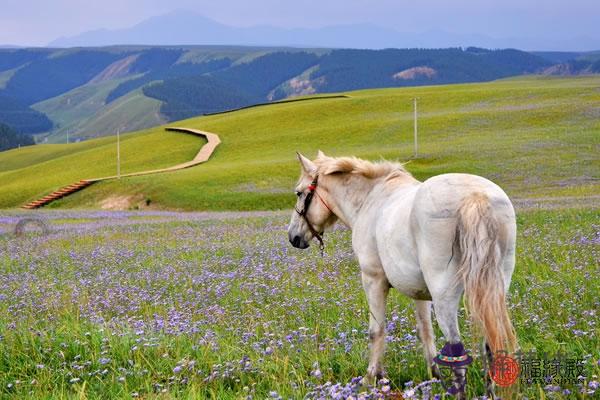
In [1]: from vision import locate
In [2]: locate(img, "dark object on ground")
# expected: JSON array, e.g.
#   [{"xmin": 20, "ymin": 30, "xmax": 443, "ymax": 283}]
[{"xmin": 14, "ymin": 217, "xmax": 49, "ymax": 237}]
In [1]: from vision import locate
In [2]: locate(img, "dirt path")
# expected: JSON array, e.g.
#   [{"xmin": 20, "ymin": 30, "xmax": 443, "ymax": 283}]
[
  {"xmin": 89, "ymin": 127, "xmax": 220, "ymax": 181},
  {"xmin": 22, "ymin": 127, "xmax": 220, "ymax": 209},
  {"xmin": 512, "ymin": 195, "xmax": 600, "ymax": 211}
]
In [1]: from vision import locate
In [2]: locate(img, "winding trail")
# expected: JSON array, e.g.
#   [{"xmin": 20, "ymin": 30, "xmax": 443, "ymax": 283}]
[{"xmin": 22, "ymin": 127, "xmax": 220, "ymax": 209}]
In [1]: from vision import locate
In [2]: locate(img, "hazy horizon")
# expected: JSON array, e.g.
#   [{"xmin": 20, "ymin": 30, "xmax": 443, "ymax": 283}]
[{"xmin": 1, "ymin": 0, "xmax": 600, "ymax": 50}]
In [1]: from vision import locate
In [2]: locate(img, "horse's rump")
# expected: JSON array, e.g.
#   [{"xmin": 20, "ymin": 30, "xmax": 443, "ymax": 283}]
[{"xmin": 455, "ymin": 191, "xmax": 517, "ymax": 354}]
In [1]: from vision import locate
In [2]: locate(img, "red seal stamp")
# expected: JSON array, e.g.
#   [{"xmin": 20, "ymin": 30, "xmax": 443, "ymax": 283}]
[{"xmin": 489, "ymin": 352, "xmax": 520, "ymax": 387}]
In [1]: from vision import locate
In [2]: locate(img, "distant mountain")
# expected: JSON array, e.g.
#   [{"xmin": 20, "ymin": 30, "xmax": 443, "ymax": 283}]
[
  {"xmin": 144, "ymin": 47, "xmax": 552, "ymax": 121},
  {"xmin": 532, "ymin": 50, "xmax": 600, "ymax": 75},
  {"xmin": 0, "ymin": 44, "xmax": 588, "ymax": 145},
  {"xmin": 533, "ymin": 52, "xmax": 585, "ymax": 64},
  {"xmin": 48, "ymin": 10, "xmax": 600, "ymax": 51},
  {"xmin": 542, "ymin": 59, "xmax": 600, "ymax": 76},
  {"xmin": 46, "ymin": 11, "xmax": 433, "ymax": 48}
]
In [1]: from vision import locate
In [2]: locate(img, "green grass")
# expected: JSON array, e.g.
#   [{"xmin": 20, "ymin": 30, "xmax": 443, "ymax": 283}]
[
  {"xmin": 0, "ymin": 207, "xmax": 597, "ymax": 398},
  {"xmin": 0, "ymin": 74, "xmax": 598, "ymax": 399},
  {"xmin": 0, "ymin": 129, "xmax": 201, "ymax": 207},
  {"xmin": 1, "ymin": 75, "xmax": 599, "ymax": 210},
  {"xmin": 32, "ymin": 82, "xmax": 165, "ymax": 144}
]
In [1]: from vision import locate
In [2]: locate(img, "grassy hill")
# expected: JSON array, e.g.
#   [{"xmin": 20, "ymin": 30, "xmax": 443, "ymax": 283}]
[
  {"xmin": 0, "ymin": 129, "xmax": 201, "ymax": 207},
  {"xmin": 0, "ymin": 75, "xmax": 598, "ymax": 210},
  {"xmin": 0, "ymin": 46, "xmax": 558, "ymax": 145},
  {"xmin": 33, "ymin": 82, "xmax": 165, "ymax": 143}
]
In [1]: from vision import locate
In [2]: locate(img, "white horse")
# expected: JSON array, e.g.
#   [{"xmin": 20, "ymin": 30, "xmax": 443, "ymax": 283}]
[{"xmin": 288, "ymin": 152, "xmax": 517, "ymax": 398}]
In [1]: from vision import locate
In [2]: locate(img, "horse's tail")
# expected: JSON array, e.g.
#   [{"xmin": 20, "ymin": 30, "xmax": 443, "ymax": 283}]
[{"xmin": 455, "ymin": 192, "xmax": 516, "ymax": 354}]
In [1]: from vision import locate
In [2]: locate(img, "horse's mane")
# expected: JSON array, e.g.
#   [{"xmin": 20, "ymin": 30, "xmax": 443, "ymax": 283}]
[{"xmin": 315, "ymin": 155, "xmax": 411, "ymax": 181}]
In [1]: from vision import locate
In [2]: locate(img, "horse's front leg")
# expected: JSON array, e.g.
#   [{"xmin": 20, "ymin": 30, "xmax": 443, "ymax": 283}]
[
  {"xmin": 361, "ymin": 269, "xmax": 390, "ymax": 381},
  {"xmin": 415, "ymin": 300, "xmax": 441, "ymax": 379}
]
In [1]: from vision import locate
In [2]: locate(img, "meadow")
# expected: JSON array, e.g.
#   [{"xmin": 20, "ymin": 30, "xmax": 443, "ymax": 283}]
[
  {"xmin": 0, "ymin": 75, "xmax": 598, "ymax": 210},
  {"xmin": 0, "ymin": 75, "xmax": 598, "ymax": 399},
  {"xmin": 0, "ymin": 206, "xmax": 598, "ymax": 399}
]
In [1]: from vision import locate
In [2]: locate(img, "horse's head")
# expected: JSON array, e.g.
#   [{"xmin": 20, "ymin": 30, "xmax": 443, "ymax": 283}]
[{"xmin": 288, "ymin": 152, "xmax": 337, "ymax": 249}]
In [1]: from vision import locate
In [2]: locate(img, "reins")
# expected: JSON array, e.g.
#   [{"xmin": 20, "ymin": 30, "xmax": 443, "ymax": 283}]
[{"xmin": 295, "ymin": 175, "xmax": 331, "ymax": 255}]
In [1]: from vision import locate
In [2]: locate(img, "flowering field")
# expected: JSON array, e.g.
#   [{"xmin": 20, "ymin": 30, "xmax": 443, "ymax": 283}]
[{"xmin": 0, "ymin": 208, "xmax": 598, "ymax": 399}]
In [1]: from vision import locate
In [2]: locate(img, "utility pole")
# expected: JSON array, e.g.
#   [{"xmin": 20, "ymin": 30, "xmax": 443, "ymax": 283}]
[
  {"xmin": 117, "ymin": 128, "xmax": 121, "ymax": 179},
  {"xmin": 66, "ymin": 129, "xmax": 69, "ymax": 144},
  {"xmin": 413, "ymin": 97, "xmax": 418, "ymax": 158}
]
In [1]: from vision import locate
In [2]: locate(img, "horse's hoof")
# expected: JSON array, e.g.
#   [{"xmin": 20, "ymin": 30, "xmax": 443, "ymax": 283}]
[
  {"xmin": 362, "ymin": 365, "xmax": 384, "ymax": 385},
  {"xmin": 446, "ymin": 388, "xmax": 466, "ymax": 399},
  {"xmin": 447, "ymin": 383, "xmax": 466, "ymax": 399},
  {"xmin": 485, "ymin": 373, "xmax": 497, "ymax": 398},
  {"xmin": 361, "ymin": 375, "xmax": 378, "ymax": 386},
  {"xmin": 431, "ymin": 364, "xmax": 442, "ymax": 379}
]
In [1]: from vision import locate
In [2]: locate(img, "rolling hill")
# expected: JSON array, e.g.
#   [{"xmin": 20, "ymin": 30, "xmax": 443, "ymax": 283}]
[
  {"xmin": 32, "ymin": 81, "xmax": 166, "ymax": 143},
  {"xmin": 0, "ymin": 46, "xmax": 563, "ymax": 145},
  {"xmin": 1, "ymin": 75, "xmax": 598, "ymax": 210}
]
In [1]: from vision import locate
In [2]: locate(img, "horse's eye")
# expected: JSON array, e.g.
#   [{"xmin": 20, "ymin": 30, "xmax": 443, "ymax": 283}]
[{"xmin": 295, "ymin": 191, "xmax": 302, "ymax": 197}]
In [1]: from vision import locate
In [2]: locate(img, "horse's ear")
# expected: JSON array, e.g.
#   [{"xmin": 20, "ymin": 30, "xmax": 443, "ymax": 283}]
[
  {"xmin": 317, "ymin": 150, "xmax": 326, "ymax": 159},
  {"xmin": 296, "ymin": 152, "xmax": 317, "ymax": 175}
]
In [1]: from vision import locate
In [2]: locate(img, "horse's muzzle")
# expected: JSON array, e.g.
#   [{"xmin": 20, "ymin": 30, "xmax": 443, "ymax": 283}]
[{"xmin": 289, "ymin": 234, "xmax": 309, "ymax": 249}]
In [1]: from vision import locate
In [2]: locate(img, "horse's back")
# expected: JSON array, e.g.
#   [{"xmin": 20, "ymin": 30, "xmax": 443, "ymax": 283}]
[{"xmin": 417, "ymin": 173, "xmax": 512, "ymax": 211}]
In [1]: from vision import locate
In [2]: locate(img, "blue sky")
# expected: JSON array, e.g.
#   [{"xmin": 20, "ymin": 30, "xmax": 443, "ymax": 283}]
[{"xmin": 1, "ymin": 0, "xmax": 599, "ymax": 47}]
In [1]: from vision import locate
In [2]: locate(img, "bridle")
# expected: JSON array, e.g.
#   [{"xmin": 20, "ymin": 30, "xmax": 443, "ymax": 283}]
[{"xmin": 294, "ymin": 175, "xmax": 333, "ymax": 255}]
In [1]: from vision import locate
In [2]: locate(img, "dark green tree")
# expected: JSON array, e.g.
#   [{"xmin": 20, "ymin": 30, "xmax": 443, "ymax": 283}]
[{"xmin": 0, "ymin": 122, "xmax": 35, "ymax": 151}]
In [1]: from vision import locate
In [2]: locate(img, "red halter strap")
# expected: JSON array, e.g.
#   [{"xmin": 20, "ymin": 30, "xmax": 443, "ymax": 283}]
[
  {"xmin": 295, "ymin": 175, "xmax": 334, "ymax": 255},
  {"xmin": 315, "ymin": 191, "xmax": 333, "ymax": 214}
]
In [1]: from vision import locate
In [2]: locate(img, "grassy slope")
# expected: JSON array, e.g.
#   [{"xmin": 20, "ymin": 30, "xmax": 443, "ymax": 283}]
[
  {"xmin": 73, "ymin": 88, "xmax": 165, "ymax": 142},
  {"xmin": 33, "ymin": 81, "xmax": 165, "ymax": 144},
  {"xmin": 1, "ymin": 75, "xmax": 599, "ymax": 209},
  {"xmin": 0, "ymin": 129, "xmax": 201, "ymax": 207},
  {"xmin": 0, "ymin": 67, "xmax": 18, "ymax": 89}
]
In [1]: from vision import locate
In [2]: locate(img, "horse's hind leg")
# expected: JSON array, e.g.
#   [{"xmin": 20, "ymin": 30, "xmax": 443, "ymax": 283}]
[
  {"xmin": 415, "ymin": 300, "xmax": 440, "ymax": 379},
  {"xmin": 482, "ymin": 341, "xmax": 498, "ymax": 399},
  {"xmin": 431, "ymin": 285, "xmax": 469, "ymax": 399}
]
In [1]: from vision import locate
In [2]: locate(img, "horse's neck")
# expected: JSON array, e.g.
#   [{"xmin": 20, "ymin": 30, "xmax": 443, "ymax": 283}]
[
  {"xmin": 327, "ymin": 177, "xmax": 384, "ymax": 228},
  {"xmin": 328, "ymin": 175, "xmax": 419, "ymax": 228}
]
